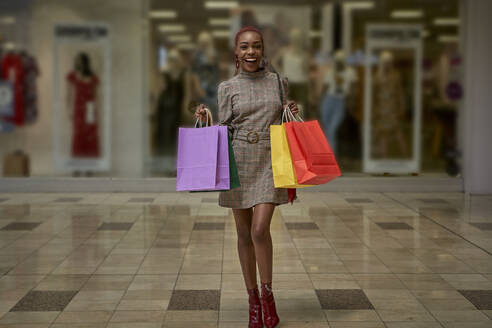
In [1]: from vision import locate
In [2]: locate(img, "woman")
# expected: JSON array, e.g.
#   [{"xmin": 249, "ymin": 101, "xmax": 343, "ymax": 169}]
[{"xmin": 195, "ymin": 26, "xmax": 299, "ymax": 328}]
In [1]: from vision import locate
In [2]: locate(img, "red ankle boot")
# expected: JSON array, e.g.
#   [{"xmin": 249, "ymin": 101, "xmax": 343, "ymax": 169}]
[
  {"xmin": 247, "ymin": 286, "xmax": 263, "ymax": 328},
  {"xmin": 261, "ymin": 282, "xmax": 279, "ymax": 328}
]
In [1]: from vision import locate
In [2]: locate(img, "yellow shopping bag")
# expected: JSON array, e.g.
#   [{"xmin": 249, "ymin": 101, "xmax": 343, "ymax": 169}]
[{"xmin": 270, "ymin": 123, "xmax": 314, "ymax": 188}]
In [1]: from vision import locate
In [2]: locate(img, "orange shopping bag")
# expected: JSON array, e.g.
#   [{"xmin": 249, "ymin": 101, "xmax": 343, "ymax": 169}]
[{"xmin": 284, "ymin": 112, "xmax": 341, "ymax": 185}]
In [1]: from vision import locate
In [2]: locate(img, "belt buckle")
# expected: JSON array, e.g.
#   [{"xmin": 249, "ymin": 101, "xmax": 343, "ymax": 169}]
[{"xmin": 246, "ymin": 131, "xmax": 259, "ymax": 144}]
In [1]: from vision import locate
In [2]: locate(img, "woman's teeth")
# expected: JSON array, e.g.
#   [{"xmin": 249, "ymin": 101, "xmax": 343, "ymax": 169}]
[{"xmin": 245, "ymin": 59, "xmax": 257, "ymax": 62}]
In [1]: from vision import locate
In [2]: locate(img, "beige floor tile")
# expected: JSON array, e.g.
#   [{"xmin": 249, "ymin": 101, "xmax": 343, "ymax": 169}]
[
  {"xmin": 117, "ymin": 299, "xmax": 169, "ymax": 311},
  {"xmin": 384, "ymin": 323, "xmax": 443, "ymax": 328},
  {"xmin": 163, "ymin": 310, "xmax": 218, "ymax": 322},
  {"xmin": 54, "ymin": 311, "xmax": 113, "ymax": 323},
  {"xmin": 325, "ymin": 309, "xmax": 381, "ymax": 321},
  {"xmin": 128, "ymin": 275, "xmax": 177, "ymax": 290},
  {"xmin": 109, "ymin": 310, "xmax": 165, "ymax": 322},
  {"xmin": 310, "ymin": 273, "xmax": 359, "ymax": 289},
  {"xmin": 0, "ymin": 311, "xmax": 59, "ymax": 324},
  {"xmin": 174, "ymin": 274, "xmax": 221, "ymax": 290},
  {"xmin": 51, "ymin": 324, "xmax": 107, "ymax": 328},
  {"xmin": 430, "ymin": 310, "xmax": 490, "ymax": 322},
  {"xmin": 330, "ymin": 323, "xmax": 385, "ymax": 328},
  {"xmin": 81, "ymin": 275, "xmax": 133, "ymax": 290},
  {"xmin": 166, "ymin": 322, "xmax": 217, "ymax": 328},
  {"xmin": 34, "ymin": 275, "xmax": 90, "ymax": 291},
  {"xmin": 376, "ymin": 309, "xmax": 437, "ymax": 322},
  {"xmin": 106, "ymin": 323, "xmax": 162, "ymax": 328},
  {"xmin": 441, "ymin": 323, "xmax": 492, "ymax": 328}
]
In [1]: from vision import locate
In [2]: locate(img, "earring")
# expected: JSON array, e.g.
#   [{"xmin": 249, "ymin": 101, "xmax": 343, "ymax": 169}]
[
  {"xmin": 260, "ymin": 57, "xmax": 268, "ymax": 68},
  {"xmin": 235, "ymin": 56, "xmax": 239, "ymax": 69}
]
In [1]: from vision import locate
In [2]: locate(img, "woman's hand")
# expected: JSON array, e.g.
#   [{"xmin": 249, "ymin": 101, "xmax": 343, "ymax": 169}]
[
  {"xmin": 287, "ymin": 100, "xmax": 299, "ymax": 116},
  {"xmin": 194, "ymin": 104, "xmax": 208, "ymax": 122}
]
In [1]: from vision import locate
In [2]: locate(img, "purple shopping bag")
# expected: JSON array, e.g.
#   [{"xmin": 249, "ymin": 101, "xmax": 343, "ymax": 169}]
[{"xmin": 176, "ymin": 125, "xmax": 230, "ymax": 191}]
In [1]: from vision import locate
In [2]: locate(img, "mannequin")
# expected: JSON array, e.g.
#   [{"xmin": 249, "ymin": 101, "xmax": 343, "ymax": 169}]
[
  {"xmin": 372, "ymin": 50, "xmax": 409, "ymax": 158},
  {"xmin": 272, "ymin": 28, "xmax": 309, "ymax": 117},
  {"xmin": 318, "ymin": 50, "xmax": 357, "ymax": 155},
  {"xmin": 66, "ymin": 52, "xmax": 101, "ymax": 164},
  {"xmin": 191, "ymin": 31, "xmax": 219, "ymax": 120},
  {"xmin": 432, "ymin": 44, "xmax": 461, "ymax": 175},
  {"xmin": 154, "ymin": 49, "xmax": 187, "ymax": 156}
]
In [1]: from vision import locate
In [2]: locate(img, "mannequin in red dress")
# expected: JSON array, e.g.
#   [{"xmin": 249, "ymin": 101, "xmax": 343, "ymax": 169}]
[{"xmin": 66, "ymin": 53, "xmax": 100, "ymax": 160}]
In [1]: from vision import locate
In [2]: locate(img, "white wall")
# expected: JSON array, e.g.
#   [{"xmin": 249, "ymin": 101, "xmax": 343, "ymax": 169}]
[
  {"xmin": 0, "ymin": 0, "xmax": 147, "ymax": 177},
  {"xmin": 463, "ymin": 0, "xmax": 492, "ymax": 194}
]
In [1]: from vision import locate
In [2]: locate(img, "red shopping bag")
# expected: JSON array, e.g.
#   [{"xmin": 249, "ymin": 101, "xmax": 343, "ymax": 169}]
[{"xmin": 284, "ymin": 120, "xmax": 341, "ymax": 185}]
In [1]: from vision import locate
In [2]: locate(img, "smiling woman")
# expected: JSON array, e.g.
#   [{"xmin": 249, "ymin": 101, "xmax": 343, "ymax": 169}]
[{"xmin": 193, "ymin": 26, "xmax": 300, "ymax": 328}]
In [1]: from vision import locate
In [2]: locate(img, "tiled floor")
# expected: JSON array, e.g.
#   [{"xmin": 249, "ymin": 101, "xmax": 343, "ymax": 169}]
[{"xmin": 0, "ymin": 191, "xmax": 491, "ymax": 327}]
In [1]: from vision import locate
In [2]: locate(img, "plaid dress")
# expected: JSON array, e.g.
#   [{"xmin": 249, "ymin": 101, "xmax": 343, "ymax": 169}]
[{"xmin": 218, "ymin": 69, "xmax": 289, "ymax": 209}]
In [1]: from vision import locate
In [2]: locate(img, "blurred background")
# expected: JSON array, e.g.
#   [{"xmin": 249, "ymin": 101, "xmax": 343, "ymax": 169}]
[{"xmin": 0, "ymin": 0, "xmax": 467, "ymax": 179}]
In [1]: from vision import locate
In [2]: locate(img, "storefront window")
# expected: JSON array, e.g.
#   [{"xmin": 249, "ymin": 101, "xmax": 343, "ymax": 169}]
[{"xmin": 0, "ymin": 0, "xmax": 462, "ymax": 178}]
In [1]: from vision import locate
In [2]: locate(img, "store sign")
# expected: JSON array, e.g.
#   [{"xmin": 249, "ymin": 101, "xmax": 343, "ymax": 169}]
[
  {"xmin": 55, "ymin": 25, "xmax": 109, "ymax": 41},
  {"xmin": 367, "ymin": 27, "xmax": 421, "ymax": 43}
]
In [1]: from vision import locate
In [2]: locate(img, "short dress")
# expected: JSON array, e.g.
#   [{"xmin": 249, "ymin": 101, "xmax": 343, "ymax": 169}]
[{"xmin": 218, "ymin": 69, "xmax": 289, "ymax": 209}]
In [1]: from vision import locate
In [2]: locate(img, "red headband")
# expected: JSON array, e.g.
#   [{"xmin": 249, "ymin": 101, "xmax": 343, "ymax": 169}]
[{"xmin": 234, "ymin": 26, "xmax": 264, "ymax": 47}]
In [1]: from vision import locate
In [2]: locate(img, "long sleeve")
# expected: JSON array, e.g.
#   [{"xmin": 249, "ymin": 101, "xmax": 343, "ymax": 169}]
[
  {"xmin": 217, "ymin": 81, "xmax": 234, "ymax": 136},
  {"xmin": 280, "ymin": 76, "xmax": 290, "ymax": 106}
]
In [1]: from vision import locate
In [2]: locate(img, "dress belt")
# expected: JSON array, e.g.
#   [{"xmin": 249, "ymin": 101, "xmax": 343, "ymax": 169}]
[{"xmin": 234, "ymin": 130, "xmax": 270, "ymax": 144}]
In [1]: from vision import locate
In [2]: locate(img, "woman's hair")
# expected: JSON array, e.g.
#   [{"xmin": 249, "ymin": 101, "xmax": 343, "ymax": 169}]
[
  {"xmin": 76, "ymin": 52, "xmax": 93, "ymax": 77},
  {"xmin": 234, "ymin": 26, "xmax": 264, "ymax": 49}
]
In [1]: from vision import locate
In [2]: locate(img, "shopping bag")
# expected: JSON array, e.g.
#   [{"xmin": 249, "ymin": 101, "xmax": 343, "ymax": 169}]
[
  {"xmin": 228, "ymin": 134, "xmax": 241, "ymax": 190},
  {"xmin": 270, "ymin": 122, "xmax": 313, "ymax": 188},
  {"xmin": 176, "ymin": 109, "xmax": 230, "ymax": 191},
  {"xmin": 284, "ymin": 118, "xmax": 341, "ymax": 185}
]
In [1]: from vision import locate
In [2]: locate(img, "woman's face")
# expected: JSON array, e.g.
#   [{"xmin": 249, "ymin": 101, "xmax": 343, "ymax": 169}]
[{"xmin": 235, "ymin": 31, "xmax": 263, "ymax": 72}]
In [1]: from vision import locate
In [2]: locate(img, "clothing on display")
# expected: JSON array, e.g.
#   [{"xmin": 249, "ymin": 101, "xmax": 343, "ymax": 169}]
[
  {"xmin": 372, "ymin": 70, "xmax": 404, "ymax": 134},
  {"xmin": 155, "ymin": 69, "xmax": 185, "ymax": 155},
  {"xmin": 0, "ymin": 51, "xmax": 39, "ymax": 131},
  {"xmin": 67, "ymin": 71, "xmax": 100, "ymax": 158},
  {"xmin": 1, "ymin": 52, "xmax": 25, "ymax": 126},
  {"xmin": 21, "ymin": 52, "xmax": 40, "ymax": 124},
  {"xmin": 319, "ymin": 66, "xmax": 357, "ymax": 155},
  {"xmin": 191, "ymin": 50, "xmax": 219, "ymax": 119}
]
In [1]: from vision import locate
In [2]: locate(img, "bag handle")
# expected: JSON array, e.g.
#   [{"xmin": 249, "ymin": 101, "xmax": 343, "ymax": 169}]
[
  {"xmin": 276, "ymin": 72, "xmax": 304, "ymax": 123},
  {"xmin": 282, "ymin": 106, "xmax": 304, "ymax": 123},
  {"xmin": 194, "ymin": 107, "xmax": 213, "ymax": 128}
]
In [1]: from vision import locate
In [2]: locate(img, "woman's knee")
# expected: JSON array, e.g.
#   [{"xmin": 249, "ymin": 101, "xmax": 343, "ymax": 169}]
[
  {"xmin": 251, "ymin": 224, "xmax": 270, "ymax": 244},
  {"xmin": 236, "ymin": 227, "xmax": 253, "ymax": 245}
]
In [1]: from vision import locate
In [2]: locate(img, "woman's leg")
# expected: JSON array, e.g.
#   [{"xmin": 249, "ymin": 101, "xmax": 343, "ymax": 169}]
[
  {"xmin": 251, "ymin": 203, "xmax": 276, "ymax": 284},
  {"xmin": 251, "ymin": 203, "xmax": 280, "ymax": 327},
  {"xmin": 232, "ymin": 208, "xmax": 257, "ymax": 289}
]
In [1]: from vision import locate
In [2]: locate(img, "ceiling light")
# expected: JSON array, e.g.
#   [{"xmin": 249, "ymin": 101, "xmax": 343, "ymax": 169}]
[
  {"xmin": 149, "ymin": 10, "xmax": 177, "ymax": 19},
  {"xmin": 344, "ymin": 1, "xmax": 375, "ymax": 10},
  {"xmin": 438, "ymin": 35, "xmax": 459, "ymax": 43},
  {"xmin": 211, "ymin": 30, "xmax": 231, "ymax": 38},
  {"xmin": 158, "ymin": 24, "xmax": 185, "ymax": 33},
  {"xmin": 0, "ymin": 16, "xmax": 15, "ymax": 24},
  {"xmin": 167, "ymin": 35, "xmax": 192, "ymax": 43},
  {"xmin": 176, "ymin": 42, "xmax": 196, "ymax": 50},
  {"xmin": 209, "ymin": 18, "xmax": 232, "ymax": 26},
  {"xmin": 309, "ymin": 30, "xmax": 322, "ymax": 38},
  {"xmin": 205, "ymin": 1, "xmax": 239, "ymax": 10},
  {"xmin": 390, "ymin": 10, "xmax": 423, "ymax": 19},
  {"xmin": 434, "ymin": 18, "xmax": 460, "ymax": 26}
]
